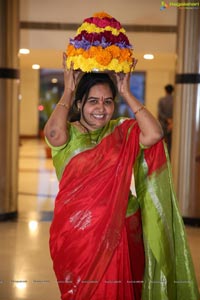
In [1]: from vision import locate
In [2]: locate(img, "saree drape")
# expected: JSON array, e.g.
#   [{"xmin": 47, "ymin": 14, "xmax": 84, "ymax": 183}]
[
  {"xmin": 136, "ymin": 142, "xmax": 199, "ymax": 300},
  {"xmin": 49, "ymin": 118, "xmax": 199, "ymax": 300}
]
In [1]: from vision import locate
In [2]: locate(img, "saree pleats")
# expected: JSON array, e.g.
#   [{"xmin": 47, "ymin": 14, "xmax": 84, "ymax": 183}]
[{"xmin": 89, "ymin": 226, "xmax": 133, "ymax": 300}]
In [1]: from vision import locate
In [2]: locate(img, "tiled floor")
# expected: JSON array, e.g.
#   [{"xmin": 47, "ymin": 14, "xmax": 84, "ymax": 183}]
[
  {"xmin": 0, "ymin": 138, "xmax": 199, "ymax": 300},
  {"xmin": 0, "ymin": 139, "xmax": 60, "ymax": 300}
]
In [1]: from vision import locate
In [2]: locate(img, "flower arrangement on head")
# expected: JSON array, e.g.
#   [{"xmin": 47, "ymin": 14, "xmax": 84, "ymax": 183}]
[{"xmin": 66, "ymin": 12, "xmax": 135, "ymax": 73}]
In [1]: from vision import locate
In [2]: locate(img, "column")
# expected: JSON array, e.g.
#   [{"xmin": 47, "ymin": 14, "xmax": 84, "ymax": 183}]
[
  {"xmin": 0, "ymin": 0, "xmax": 20, "ymax": 220},
  {"xmin": 172, "ymin": 8, "xmax": 200, "ymax": 223}
]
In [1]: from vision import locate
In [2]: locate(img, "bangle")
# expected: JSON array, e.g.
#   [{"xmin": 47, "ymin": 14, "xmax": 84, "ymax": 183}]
[
  {"xmin": 65, "ymin": 87, "xmax": 73, "ymax": 92},
  {"xmin": 57, "ymin": 103, "xmax": 70, "ymax": 110},
  {"xmin": 134, "ymin": 105, "xmax": 145, "ymax": 115}
]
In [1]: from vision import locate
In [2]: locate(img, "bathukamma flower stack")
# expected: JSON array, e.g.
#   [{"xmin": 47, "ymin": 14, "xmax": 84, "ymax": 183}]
[{"xmin": 66, "ymin": 12, "xmax": 134, "ymax": 73}]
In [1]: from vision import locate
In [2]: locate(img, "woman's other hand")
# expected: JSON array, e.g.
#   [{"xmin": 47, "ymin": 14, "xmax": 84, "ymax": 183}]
[
  {"xmin": 63, "ymin": 52, "xmax": 82, "ymax": 94},
  {"xmin": 115, "ymin": 58, "xmax": 138, "ymax": 99}
]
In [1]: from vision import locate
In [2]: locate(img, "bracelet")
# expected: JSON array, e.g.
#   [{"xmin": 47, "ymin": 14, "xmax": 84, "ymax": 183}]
[
  {"xmin": 65, "ymin": 87, "xmax": 73, "ymax": 92},
  {"xmin": 134, "ymin": 105, "xmax": 145, "ymax": 115},
  {"xmin": 57, "ymin": 103, "xmax": 70, "ymax": 110}
]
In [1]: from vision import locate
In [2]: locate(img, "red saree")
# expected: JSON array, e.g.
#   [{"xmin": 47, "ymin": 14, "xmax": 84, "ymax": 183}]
[
  {"xmin": 49, "ymin": 118, "xmax": 200, "ymax": 300},
  {"xmin": 49, "ymin": 119, "xmax": 145, "ymax": 300}
]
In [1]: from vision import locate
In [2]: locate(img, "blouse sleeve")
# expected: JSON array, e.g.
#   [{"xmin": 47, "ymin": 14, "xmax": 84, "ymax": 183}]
[{"xmin": 44, "ymin": 122, "xmax": 71, "ymax": 158}]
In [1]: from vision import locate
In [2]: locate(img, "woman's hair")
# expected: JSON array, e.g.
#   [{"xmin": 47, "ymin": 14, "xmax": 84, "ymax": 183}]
[
  {"xmin": 74, "ymin": 72, "xmax": 117, "ymax": 106},
  {"xmin": 68, "ymin": 73, "xmax": 116, "ymax": 121}
]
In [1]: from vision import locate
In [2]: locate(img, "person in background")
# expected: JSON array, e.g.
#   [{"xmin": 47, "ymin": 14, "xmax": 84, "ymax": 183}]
[{"xmin": 158, "ymin": 84, "xmax": 174, "ymax": 157}]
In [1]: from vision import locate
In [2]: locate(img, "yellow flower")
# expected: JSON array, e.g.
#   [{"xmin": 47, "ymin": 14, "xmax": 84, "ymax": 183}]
[
  {"xmin": 66, "ymin": 47, "xmax": 133, "ymax": 73},
  {"xmin": 77, "ymin": 23, "xmax": 125, "ymax": 36},
  {"xmin": 109, "ymin": 59, "xmax": 124, "ymax": 72}
]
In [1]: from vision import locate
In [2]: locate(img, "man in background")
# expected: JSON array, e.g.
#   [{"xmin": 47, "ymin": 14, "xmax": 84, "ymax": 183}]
[{"xmin": 158, "ymin": 84, "xmax": 174, "ymax": 157}]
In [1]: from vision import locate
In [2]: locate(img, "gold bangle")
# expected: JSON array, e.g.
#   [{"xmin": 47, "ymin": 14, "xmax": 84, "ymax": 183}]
[
  {"xmin": 65, "ymin": 87, "xmax": 73, "ymax": 92},
  {"xmin": 134, "ymin": 105, "xmax": 145, "ymax": 115},
  {"xmin": 57, "ymin": 103, "xmax": 70, "ymax": 110}
]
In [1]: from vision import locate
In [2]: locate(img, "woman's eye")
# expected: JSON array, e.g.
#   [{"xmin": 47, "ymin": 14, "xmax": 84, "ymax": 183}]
[
  {"xmin": 87, "ymin": 99, "xmax": 113, "ymax": 105},
  {"xmin": 104, "ymin": 100, "xmax": 113, "ymax": 105},
  {"xmin": 88, "ymin": 99, "xmax": 97, "ymax": 104}
]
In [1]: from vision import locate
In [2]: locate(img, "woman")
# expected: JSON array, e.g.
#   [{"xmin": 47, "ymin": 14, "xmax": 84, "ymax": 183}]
[{"xmin": 44, "ymin": 55, "xmax": 199, "ymax": 300}]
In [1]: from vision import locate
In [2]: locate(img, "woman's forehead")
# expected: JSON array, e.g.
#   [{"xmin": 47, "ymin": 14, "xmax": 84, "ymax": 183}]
[{"xmin": 88, "ymin": 83, "xmax": 112, "ymax": 94}]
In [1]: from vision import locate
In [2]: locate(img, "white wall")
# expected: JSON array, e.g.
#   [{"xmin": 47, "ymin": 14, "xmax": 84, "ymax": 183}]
[
  {"xmin": 20, "ymin": 0, "xmax": 177, "ymax": 25},
  {"xmin": 137, "ymin": 54, "xmax": 176, "ymax": 116}
]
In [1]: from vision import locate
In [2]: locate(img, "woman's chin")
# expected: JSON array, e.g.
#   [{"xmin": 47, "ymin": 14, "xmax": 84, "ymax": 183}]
[{"xmin": 89, "ymin": 117, "xmax": 109, "ymax": 129}]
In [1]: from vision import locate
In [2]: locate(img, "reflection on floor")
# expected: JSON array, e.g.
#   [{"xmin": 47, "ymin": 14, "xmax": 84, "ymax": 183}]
[{"xmin": 0, "ymin": 138, "xmax": 199, "ymax": 300}]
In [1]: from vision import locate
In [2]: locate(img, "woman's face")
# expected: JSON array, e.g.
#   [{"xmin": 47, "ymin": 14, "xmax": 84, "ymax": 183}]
[{"xmin": 79, "ymin": 83, "xmax": 115, "ymax": 131}]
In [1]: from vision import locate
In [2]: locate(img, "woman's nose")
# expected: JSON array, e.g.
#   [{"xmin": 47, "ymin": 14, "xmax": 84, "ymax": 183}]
[{"xmin": 96, "ymin": 99, "xmax": 105, "ymax": 111}]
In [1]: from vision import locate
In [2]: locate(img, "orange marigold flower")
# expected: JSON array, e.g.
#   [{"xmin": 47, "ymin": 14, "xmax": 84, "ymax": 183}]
[
  {"xmin": 118, "ymin": 49, "xmax": 132, "ymax": 62},
  {"xmin": 93, "ymin": 12, "xmax": 112, "ymax": 19},
  {"xmin": 96, "ymin": 48, "xmax": 112, "ymax": 66},
  {"xmin": 67, "ymin": 45, "xmax": 85, "ymax": 57},
  {"xmin": 107, "ymin": 45, "xmax": 121, "ymax": 58},
  {"xmin": 66, "ymin": 44, "xmax": 76, "ymax": 56},
  {"xmin": 82, "ymin": 50, "xmax": 90, "ymax": 59},
  {"xmin": 76, "ymin": 48, "xmax": 84, "ymax": 55},
  {"xmin": 88, "ymin": 46, "xmax": 99, "ymax": 58}
]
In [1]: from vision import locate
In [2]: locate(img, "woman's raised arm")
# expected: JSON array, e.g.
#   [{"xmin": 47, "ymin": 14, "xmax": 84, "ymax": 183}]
[
  {"xmin": 44, "ymin": 53, "xmax": 81, "ymax": 146},
  {"xmin": 115, "ymin": 61, "xmax": 163, "ymax": 147}
]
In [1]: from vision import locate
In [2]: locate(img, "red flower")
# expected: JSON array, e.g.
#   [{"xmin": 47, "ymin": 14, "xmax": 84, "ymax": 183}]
[
  {"xmin": 85, "ymin": 17, "xmax": 122, "ymax": 30},
  {"xmin": 74, "ymin": 31, "xmax": 131, "ymax": 47}
]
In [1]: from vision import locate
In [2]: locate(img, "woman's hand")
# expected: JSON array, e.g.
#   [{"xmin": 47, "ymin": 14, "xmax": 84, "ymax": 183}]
[
  {"xmin": 114, "ymin": 58, "xmax": 163, "ymax": 147},
  {"xmin": 63, "ymin": 52, "xmax": 82, "ymax": 94},
  {"xmin": 115, "ymin": 58, "xmax": 138, "ymax": 98},
  {"xmin": 115, "ymin": 72, "xmax": 130, "ymax": 98}
]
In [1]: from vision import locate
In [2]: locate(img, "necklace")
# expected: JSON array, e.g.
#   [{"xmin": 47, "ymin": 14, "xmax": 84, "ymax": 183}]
[{"xmin": 78, "ymin": 121, "xmax": 102, "ymax": 145}]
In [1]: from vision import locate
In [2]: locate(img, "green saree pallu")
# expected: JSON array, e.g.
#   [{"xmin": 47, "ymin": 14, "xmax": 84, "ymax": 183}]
[
  {"xmin": 47, "ymin": 118, "xmax": 199, "ymax": 300},
  {"xmin": 135, "ymin": 135, "xmax": 199, "ymax": 300}
]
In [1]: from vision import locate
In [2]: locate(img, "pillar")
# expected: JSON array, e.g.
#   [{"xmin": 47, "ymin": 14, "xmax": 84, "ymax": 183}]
[
  {"xmin": 0, "ymin": 0, "xmax": 20, "ymax": 220},
  {"xmin": 172, "ymin": 8, "xmax": 200, "ymax": 223}
]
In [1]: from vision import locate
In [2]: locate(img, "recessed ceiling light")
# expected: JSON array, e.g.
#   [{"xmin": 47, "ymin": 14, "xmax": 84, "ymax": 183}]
[
  {"xmin": 19, "ymin": 48, "xmax": 30, "ymax": 54},
  {"xmin": 51, "ymin": 78, "xmax": 58, "ymax": 83},
  {"xmin": 143, "ymin": 54, "xmax": 154, "ymax": 60},
  {"xmin": 32, "ymin": 64, "xmax": 40, "ymax": 70}
]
